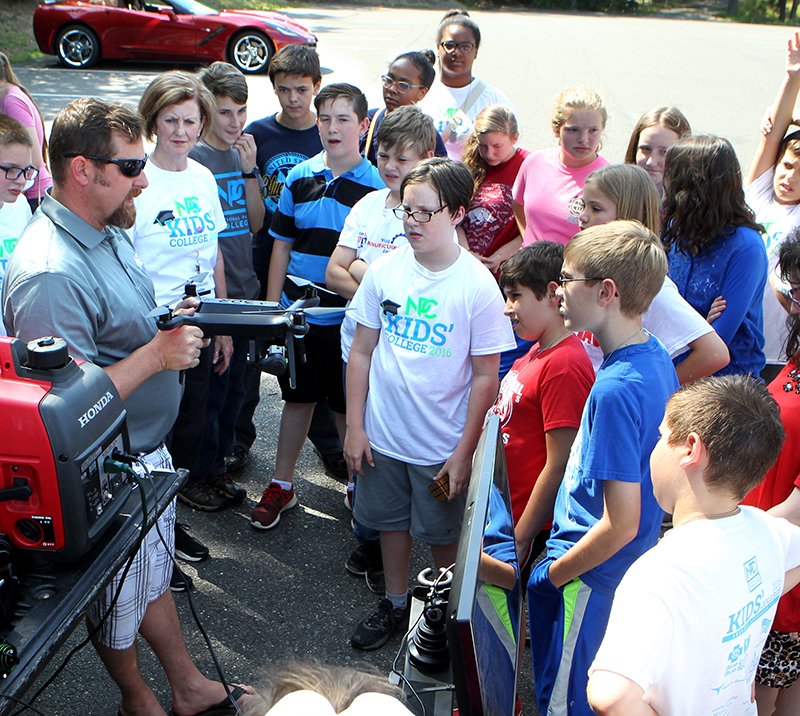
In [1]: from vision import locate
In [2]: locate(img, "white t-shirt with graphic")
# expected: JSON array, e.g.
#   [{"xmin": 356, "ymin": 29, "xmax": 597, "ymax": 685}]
[
  {"xmin": 591, "ymin": 507, "xmax": 800, "ymax": 716},
  {"xmin": 580, "ymin": 276, "xmax": 713, "ymax": 370},
  {"xmin": 338, "ymin": 189, "xmax": 407, "ymax": 362},
  {"xmin": 132, "ymin": 159, "xmax": 227, "ymax": 306},
  {"xmin": 0, "ymin": 197, "xmax": 32, "ymax": 336},
  {"xmin": 746, "ymin": 168, "xmax": 800, "ymax": 364},
  {"xmin": 350, "ymin": 244, "xmax": 516, "ymax": 465}
]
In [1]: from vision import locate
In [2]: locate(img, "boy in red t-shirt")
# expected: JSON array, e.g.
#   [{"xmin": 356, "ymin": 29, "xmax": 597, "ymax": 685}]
[{"xmin": 487, "ymin": 242, "xmax": 595, "ymax": 563}]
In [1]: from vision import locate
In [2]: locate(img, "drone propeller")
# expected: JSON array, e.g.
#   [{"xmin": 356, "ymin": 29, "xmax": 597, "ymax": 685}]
[
  {"xmin": 302, "ymin": 306, "xmax": 353, "ymax": 315},
  {"xmin": 146, "ymin": 305, "xmax": 172, "ymax": 320},
  {"xmin": 286, "ymin": 275, "xmax": 338, "ymax": 296},
  {"xmin": 169, "ymin": 271, "xmax": 210, "ymax": 294}
]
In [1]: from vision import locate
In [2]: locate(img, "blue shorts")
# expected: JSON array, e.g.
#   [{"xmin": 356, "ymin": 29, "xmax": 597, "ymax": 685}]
[{"xmin": 527, "ymin": 556, "xmax": 614, "ymax": 716}]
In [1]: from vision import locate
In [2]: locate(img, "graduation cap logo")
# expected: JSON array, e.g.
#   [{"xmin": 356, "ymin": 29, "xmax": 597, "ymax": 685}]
[
  {"xmin": 381, "ymin": 299, "xmax": 400, "ymax": 316},
  {"xmin": 154, "ymin": 210, "xmax": 175, "ymax": 227}
]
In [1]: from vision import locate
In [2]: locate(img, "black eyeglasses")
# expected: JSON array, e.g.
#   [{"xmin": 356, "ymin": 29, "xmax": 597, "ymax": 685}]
[
  {"xmin": 64, "ymin": 153, "xmax": 148, "ymax": 177},
  {"xmin": 0, "ymin": 164, "xmax": 39, "ymax": 181},
  {"xmin": 381, "ymin": 75, "xmax": 425, "ymax": 93},
  {"xmin": 393, "ymin": 205, "xmax": 447, "ymax": 223},
  {"xmin": 557, "ymin": 275, "xmax": 604, "ymax": 286},
  {"xmin": 440, "ymin": 40, "xmax": 476, "ymax": 54}
]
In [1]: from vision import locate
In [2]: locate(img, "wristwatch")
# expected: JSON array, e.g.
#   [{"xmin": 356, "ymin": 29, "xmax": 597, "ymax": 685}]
[{"xmin": 241, "ymin": 168, "xmax": 259, "ymax": 179}]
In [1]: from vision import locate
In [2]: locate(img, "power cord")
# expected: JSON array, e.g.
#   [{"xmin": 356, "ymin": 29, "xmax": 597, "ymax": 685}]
[{"xmin": 133, "ymin": 459, "xmax": 243, "ymax": 716}]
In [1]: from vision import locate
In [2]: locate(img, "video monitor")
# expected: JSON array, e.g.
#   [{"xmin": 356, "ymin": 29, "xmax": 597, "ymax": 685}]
[{"xmin": 446, "ymin": 415, "xmax": 520, "ymax": 716}]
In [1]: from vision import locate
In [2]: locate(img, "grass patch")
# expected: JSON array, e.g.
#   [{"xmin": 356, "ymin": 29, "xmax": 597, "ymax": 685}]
[{"xmin": 0, "ymin": 0, "xmax": 42, "ymax": 62}]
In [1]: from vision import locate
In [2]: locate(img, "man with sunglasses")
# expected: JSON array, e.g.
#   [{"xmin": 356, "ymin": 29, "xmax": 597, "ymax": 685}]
[
  {"xmin": 0, "ymin": 115, "xmax": 34, "ymax": 336},
  {"xmin": 2, "ymin": 97, "xmax": 252, "ymax": 716}
]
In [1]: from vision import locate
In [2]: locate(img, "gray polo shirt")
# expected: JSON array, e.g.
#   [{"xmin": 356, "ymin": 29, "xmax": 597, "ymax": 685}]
[{"xmin": 2, "ymin": 192, "xmax": 182, "ymax": 452}]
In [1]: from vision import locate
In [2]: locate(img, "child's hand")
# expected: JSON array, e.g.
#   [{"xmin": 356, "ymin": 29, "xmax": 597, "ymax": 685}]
[
  {"xmin": 788, "ymin": 31, "xmax": 800, "ymax": 76},
  {"xmin": 234, "ymin": 133, "xmax": 258, "ymax": 174},
  {"xmin": 344, "ymin": 427, "xmax": 373, "ymax": 477},
  {"xmin": 707, "ymin": 295, "xmax": 726, "ymax": 324},
  {"xmin": 435, "ymin": 451, "xmax": 472, "ymax": 500},
  {"xmin": 760, "ymin": 108, "xmax": 774, "ymax": 136}
]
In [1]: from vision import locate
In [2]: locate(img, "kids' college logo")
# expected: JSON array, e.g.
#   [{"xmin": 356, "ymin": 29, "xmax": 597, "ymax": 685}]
[{"xmin": 381, "ymin": 294, "xmax": 455, "ymax": 357}]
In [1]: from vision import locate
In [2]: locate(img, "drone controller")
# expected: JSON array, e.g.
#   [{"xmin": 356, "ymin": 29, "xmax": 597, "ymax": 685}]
[{"xmin": 151, "ymin": 287, "xmax": 343, "ymax": 389}]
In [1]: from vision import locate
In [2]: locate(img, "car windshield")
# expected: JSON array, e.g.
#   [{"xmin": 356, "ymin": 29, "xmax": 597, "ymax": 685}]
[{"xmin": 166, "ymin": 0, "xmax": 218, "ymax": 16}]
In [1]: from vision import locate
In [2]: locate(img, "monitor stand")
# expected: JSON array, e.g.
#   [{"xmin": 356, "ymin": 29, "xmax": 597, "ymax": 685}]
[{"xmin": 401, "ymin": 594, "xmax": 455, "ymax": 716}]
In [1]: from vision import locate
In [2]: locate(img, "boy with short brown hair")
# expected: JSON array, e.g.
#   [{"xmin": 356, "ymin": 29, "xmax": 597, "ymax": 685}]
[
  {"xmin": 589, "ymin": 375, "xmax": 800, "ymax": 716},
  {"xmin": 250, "ymin": 83, "xmax": 383, "ymax": 531}
]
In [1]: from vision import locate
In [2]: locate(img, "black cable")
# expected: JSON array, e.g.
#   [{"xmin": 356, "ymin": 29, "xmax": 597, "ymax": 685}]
[
  {"xmin": 9, "ymin": 461, "xmax": 148, "ymax": 716},
  {"xmin": 0, "ymin": 693, "xmax": 47, "ymax": 715},
  {"xmin": 134, "ymin": 461, "xmax": 243, "ymax": 716}
]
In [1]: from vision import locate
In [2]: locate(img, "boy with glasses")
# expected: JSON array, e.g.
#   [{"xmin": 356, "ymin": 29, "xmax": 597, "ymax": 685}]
[
  {"xmin": 528, "ymin": 220, "xmax": 679, "ymax": 716},
  {"xmin": 327, "ymin": 105, "xmax": 438, "ymax": 595},
  {"xmin": 345, "ymin": 158, "xmax": 515, "ymax": 650},
  {"xmin": 0, "ymin": 115, "xmax": 34, "ymax": 334}
]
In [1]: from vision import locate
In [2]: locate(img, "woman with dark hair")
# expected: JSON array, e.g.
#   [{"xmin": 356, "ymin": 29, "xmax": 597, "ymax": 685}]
[
  {"xmin": 0, "ymin": 52, "xmax": 52, "ymax": 209},
  {"xmin": 420, "ymin": 9, "xmax": 512, "ymax": 160},
  {"xmin": 361, "ymin": 49, "xmax": 447, "ymax": 164},
  {"xmin": 662, "ymin": 135, "xmax": 768, "ymax": 377},
  {"xmin": 741, "ymin": 228, "xmax": 800, "ymax": 715}
]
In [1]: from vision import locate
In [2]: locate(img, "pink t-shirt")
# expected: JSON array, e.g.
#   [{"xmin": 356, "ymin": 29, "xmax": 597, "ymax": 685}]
[
  {"xmin": 1, "ymin": 86, "xmax": 53, "ymax": 202},
  {"xmin": 512, "ymin": 147, "xmax": 607, "ymax": 246}
]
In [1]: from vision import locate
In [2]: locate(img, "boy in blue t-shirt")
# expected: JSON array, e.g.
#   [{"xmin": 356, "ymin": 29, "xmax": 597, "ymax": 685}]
[
  {"xmin": 528, "ymin": 220, "xmax": 679, "ymax": 716},
  {"xmin": 250, "ymin": 83, "xmax": 383, "ymax": 532}
]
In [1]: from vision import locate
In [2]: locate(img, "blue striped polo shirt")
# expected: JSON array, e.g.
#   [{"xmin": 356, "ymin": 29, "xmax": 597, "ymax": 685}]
[{"xmin": 270, "ymin": 152, "xmax": 384, "ymax": 325}]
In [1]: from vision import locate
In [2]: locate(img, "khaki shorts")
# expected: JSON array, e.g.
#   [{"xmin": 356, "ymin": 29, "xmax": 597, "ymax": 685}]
[{"xmin": 353, "ymin": 448, "xmax": 466, "ymax": 545}]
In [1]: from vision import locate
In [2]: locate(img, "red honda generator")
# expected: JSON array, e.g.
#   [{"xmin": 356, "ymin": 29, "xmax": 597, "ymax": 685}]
[{"xmin": 0, "ymin": 336, "xmax": 132, "ymax": 561}]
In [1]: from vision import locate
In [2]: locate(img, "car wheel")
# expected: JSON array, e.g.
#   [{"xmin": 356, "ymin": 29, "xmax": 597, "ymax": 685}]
[
  {"xmin": 56, "ymin": 25, "xmax": 100, "ymax": 69},
  {"xmin": 228, "ymin": 30, "xmax": 273, "ymax": 74}
]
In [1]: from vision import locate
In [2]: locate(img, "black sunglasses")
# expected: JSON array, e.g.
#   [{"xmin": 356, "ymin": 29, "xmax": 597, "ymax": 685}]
[{"xmin": 64, "ymin": 153, "xmax": 148, "ymax": 178}]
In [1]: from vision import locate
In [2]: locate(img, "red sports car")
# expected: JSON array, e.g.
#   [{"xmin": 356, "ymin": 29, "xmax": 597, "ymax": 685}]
[{"xmin": 33, "ymin": 0, "xmax": 317, "ymax": 74}]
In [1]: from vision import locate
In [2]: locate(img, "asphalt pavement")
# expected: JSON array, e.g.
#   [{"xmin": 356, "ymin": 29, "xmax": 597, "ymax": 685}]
[{"xmin": 8, "ymin": 5, "xmax": 799, "ymax": 714}]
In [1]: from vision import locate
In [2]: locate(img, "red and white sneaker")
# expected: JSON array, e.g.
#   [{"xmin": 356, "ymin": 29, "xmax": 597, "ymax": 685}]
[{"xmin": 250, "ymin": 482, "xmax": 297, "ymax": 530}]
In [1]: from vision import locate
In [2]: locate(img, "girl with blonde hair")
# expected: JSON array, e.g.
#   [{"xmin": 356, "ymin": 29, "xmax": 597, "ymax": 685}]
[{"xmin": 512, "ymin": 86, "xmax": 608, "ymax": 246}]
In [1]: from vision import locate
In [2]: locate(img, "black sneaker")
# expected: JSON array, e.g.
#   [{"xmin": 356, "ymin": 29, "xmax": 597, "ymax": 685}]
[
  {"xmin": 170, "ymin": 564, "xmax": 194, "ymax": 593},
  {"xmin": 345, "ymin": 544, "xmax": 368, "ymax": 576},
  {"xmin": 315, "ymin": 449, "xmax": 348, "ymax": 482},
  {"xmin": 212, "ymin": 474, "xmax": 247, "ymax": 505},
  {"xmin": 178, "ymin": 482, "xmax": 228, "ymax": 511},
  {"xmin": 174, "ymin": 523, "xmax": 209, "ymax": 563},
  {"xmin": 351, "ymin": 598, "xmax": 409, "ymax": 651},
  {"xmin": 224, "ymin": 444, "xmax": 250, "ymax": 473},
  {"xmin": 363, "ymin": 540, "xmax": 385, "ymax": 594}
]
